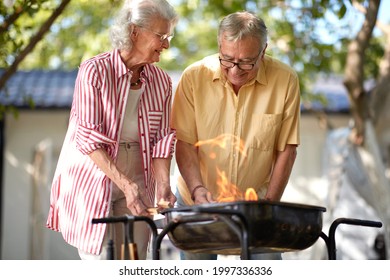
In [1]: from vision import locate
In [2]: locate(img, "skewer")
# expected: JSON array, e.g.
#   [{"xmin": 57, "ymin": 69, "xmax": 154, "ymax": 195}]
[
  {"xmin": 146, "ymin": 207, "xmax": 160, "ymax": 215},
  {"xmin": 146, "ymin": 199, "xmax": 172, "ymax": 215}
]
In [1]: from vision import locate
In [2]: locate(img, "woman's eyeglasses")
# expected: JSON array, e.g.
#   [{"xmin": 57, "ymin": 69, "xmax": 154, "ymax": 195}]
[{"xmin": 140, "ymin": 26, "xmax": 174, "ymax": 42}]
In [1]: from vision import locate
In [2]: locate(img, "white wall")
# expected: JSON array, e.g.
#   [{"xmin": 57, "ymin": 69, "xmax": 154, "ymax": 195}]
[
  {"xmin": 285, "ymin": 114, "xmax": 351, "ymax": 205},
  {"xmin": 1, "ymin": 110, "xmax": 78, "ymax": 260}
]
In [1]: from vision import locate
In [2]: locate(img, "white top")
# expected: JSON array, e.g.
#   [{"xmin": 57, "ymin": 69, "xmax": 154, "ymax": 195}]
[{"xmin": 120, "ymin": 87, "xmax": 143, "ymax": 142}]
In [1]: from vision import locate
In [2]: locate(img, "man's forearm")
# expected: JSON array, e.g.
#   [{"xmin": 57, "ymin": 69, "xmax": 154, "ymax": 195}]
[
  {"xmin": 265, "ymin": 144, "xmax": 297, "ymax": 201},
  {"xmin": 176, "ymin": 140, "xmax": 204, "ymax": 193}
]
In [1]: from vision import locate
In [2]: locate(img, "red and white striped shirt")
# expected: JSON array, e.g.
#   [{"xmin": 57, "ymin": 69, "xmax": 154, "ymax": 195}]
[{"xmin": 46, "ymin": 49, "xmax": 175, "ymax": 255}]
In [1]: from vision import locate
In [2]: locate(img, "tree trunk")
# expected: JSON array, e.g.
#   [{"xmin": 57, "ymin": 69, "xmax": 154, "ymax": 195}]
[
  {"xmin": 343, "ymin": 0, "xmax": 390, "ymax": 259},
  {"xmin": 343, "ymin": 0, "xmax": 380, "ymax": 145}
]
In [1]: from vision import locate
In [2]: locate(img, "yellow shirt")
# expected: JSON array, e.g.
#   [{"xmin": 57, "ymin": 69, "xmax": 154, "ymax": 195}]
[{"xmin": 171, "ymin": 54, "xmax": 300, "ymax": 205}]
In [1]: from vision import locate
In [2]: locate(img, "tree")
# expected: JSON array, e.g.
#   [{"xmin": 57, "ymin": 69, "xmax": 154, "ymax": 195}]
[
  {"xmin": 13, "ymin": 0, "xmax": 123, "ymax": 70},
  {"xmin": 0, "ymin": 0, "xmax": 121, "ymax": 116},
  {"xmin": 0, "ymin": 0, "xmax": 72, "ymax": 91},
  {"xmin": 342, "ymin": 0, "xmax": 390, "ymax": 259}
]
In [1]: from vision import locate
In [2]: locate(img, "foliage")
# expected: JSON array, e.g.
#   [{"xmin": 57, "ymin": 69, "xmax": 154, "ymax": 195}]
[
  {"xmin": 1, "ymin": 0, "xmax": 122, "ymax": 70},
  {"xmin": 0, "ymin": 0, "xmax": 386, "ymax": 98}
]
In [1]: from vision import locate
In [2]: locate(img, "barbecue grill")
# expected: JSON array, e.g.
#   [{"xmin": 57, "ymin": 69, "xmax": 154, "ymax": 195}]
[{"xmin": 92, "ymin": 200, "xmax": 383, "ymax": 260}]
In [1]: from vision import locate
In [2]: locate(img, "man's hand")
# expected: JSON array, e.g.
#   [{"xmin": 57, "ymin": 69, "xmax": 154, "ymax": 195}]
[{"xmin": 192, "ymin": 186, "xmax": 215, "ymax": 204}]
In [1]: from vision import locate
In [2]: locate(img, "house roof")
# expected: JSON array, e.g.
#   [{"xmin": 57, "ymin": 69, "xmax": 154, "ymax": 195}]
[
  {"xmin": 0, "ymin": 69, "xmax": 355, "ymax": 112},
  {"xmin": 305, "ymin": 75, "xmax": 351, "ymax": 113},
  {"xmin": 0, "ymin": 69, "xmax": 78, "ymax": 109}
]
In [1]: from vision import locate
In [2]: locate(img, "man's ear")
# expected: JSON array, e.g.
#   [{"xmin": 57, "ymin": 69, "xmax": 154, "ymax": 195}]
[{"xmin": 261, "ymin": 43, "xmax": 268, "ymax": 58}]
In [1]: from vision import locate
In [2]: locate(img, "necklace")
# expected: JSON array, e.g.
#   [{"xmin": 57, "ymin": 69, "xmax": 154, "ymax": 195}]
[{"xmin": 130, "ymin": 79, "xmax": 141, "ymax": 87}]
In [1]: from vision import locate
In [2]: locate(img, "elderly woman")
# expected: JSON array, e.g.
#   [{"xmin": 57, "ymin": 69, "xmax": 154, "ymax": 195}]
[{"xmin": 46, "ymin": 0, "xmax": 178, "ymax": 260}]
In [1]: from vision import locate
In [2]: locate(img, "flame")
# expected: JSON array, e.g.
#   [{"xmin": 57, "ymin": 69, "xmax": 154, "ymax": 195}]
[
  {"xmin": 195, "ymin": 134, "xmax": 257, "ymax": 202},
  {"xmin": 216, "ymin": 169, "xmax": 243, "ymax": 202},
  {"xmin": 215, "ymin": 168, "xmax": 258, "ymax": 202},
  {"xmin": 244, "ymin": 188, "xmax": 258, "ymax": 201},
  {"xmin": 195, "ymin": 134, "xmax": 247, "ymax": 158}
]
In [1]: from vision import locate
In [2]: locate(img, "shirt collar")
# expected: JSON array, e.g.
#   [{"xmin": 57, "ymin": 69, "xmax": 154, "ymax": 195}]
[
  {"xmin": 113, "ymin": 49, "xmax": 130, "ymax": 78},
  {"xmin": 256, "ymin": 57, "xmax": 267, "ymax": 86},
  {"xmin": 140, "ymin": 64, "xmax": 153, "ymax": 84},
  {"xmin": 112, "ymin": 49, "xmax": 153, "ymax": 84}
]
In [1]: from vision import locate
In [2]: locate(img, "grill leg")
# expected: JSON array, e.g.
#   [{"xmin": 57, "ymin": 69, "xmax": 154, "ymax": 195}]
[{"xmin": 319, "ymin": 231, "xmax": 333, "ymax": 260}]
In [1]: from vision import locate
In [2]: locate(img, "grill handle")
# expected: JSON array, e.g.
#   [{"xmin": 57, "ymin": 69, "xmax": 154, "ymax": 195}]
[{"xmin": 323, "ymin": 217, "xmax": 383, "ymax": 260}]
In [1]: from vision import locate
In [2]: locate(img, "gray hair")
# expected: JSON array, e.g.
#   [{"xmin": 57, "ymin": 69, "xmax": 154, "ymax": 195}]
[
  {"xmin": 218, "ymin": 11, "xmax": 268, "ymax": 50},
  {"xmin": 110, "ymin": 0, "xmax": 179, "ymax": 50}
]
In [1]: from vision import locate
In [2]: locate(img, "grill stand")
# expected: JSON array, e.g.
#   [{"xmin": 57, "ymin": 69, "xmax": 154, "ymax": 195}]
[
  {"xmin": 92, "ymin": 215, "xmax": 158, "ymax": 260},
  {"xmin": 153, "ymin": 211, "xmax": 382, "ymax": 260},
  {"xmin": 92, "ymin": 214, "xmax": 382, "ymax": 260}
]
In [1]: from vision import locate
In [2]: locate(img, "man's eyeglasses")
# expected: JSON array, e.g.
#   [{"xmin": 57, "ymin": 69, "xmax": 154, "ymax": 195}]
[
  {"xmin": 219, "ymin": 49, "xmax": 263, "ymax": 70},
  {"xmin": 219, "ymin": 59, "xmax": 257, "ymax": 70},
  {"xmin": 141, "ymin": 26, "xmax": 174, "ymax": 42}
]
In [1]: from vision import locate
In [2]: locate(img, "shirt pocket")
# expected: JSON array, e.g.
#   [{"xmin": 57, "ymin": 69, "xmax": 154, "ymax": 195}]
[
  {"xmin": 148, "ymin": 111, "xmax": 163, "ymax": 136},
  {"xmin": 250, "ymin": 113, "xmax": 282, "ymax": 151}
]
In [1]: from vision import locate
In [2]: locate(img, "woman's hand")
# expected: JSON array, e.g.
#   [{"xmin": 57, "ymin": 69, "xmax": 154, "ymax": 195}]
[
  {"xmin": 156, "ymin": 182, "xmax": 176, "ymax": 208},
  {"xmin": 88, "ymin": 148, "xmax": 152, "ymax": 216},
  {"xmin": 121, "ymin": 179, "xmax": 151, "ymax": 216}
]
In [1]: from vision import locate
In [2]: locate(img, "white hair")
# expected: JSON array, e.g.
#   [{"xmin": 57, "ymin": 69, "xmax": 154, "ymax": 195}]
[{"xmin": 110, "ymin": 0, "xmax": 178, "ymax": 50}]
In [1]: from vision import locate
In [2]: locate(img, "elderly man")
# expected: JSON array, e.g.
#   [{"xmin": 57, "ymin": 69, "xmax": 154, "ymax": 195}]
[{"xmin": 171, "ymin": 11, "xmax": 300, "ymax": 260}]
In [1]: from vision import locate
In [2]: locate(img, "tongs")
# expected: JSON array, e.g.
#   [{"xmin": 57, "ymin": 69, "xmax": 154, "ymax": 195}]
[{"xmin": 121, "ymin": 219, "xmax": 138, "ymax": 260}]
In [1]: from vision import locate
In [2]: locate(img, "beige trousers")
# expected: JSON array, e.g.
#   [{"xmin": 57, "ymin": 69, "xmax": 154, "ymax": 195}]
[{"xmin": 78, "ymin": 142, "xmax": 151, "ymax": 260}]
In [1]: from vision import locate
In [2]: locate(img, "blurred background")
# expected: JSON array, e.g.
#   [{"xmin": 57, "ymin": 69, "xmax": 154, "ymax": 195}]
[{"xmin": 1, "ymin": 0, "xmax": 389, "ymax": 260}]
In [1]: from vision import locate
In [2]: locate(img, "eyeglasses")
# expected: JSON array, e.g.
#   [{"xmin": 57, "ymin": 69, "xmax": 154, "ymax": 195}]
[
  {"xmin": 219, "ymin": 49, "xmax": 262, "ymax": 71},
  {"xmin": 219, "ymin": 58, "xmax": 257, "ymax": 70},
  {"xmin": 141, "ymin": 26, "xmax": 174, "ymax": 42}
]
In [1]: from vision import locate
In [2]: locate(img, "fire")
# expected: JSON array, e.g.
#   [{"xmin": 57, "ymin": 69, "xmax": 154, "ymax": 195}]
[
  {"xmin": 195, "ymin": 134, "xmax": 257, "ymax": 202},
  {"xmin": 195, "ymin": 134, "xmax": 247, "ymax": 158},
  {"xmin": 244, "ymin": 188, "xmax": 258, "ymax": 201},
  {"xmin": 215, "ymin": 168, "xmax": 258, "ymax": 202},
  {"xmin": 216, "ymin": 169, "xmax": 243, "ymax": 202}
]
